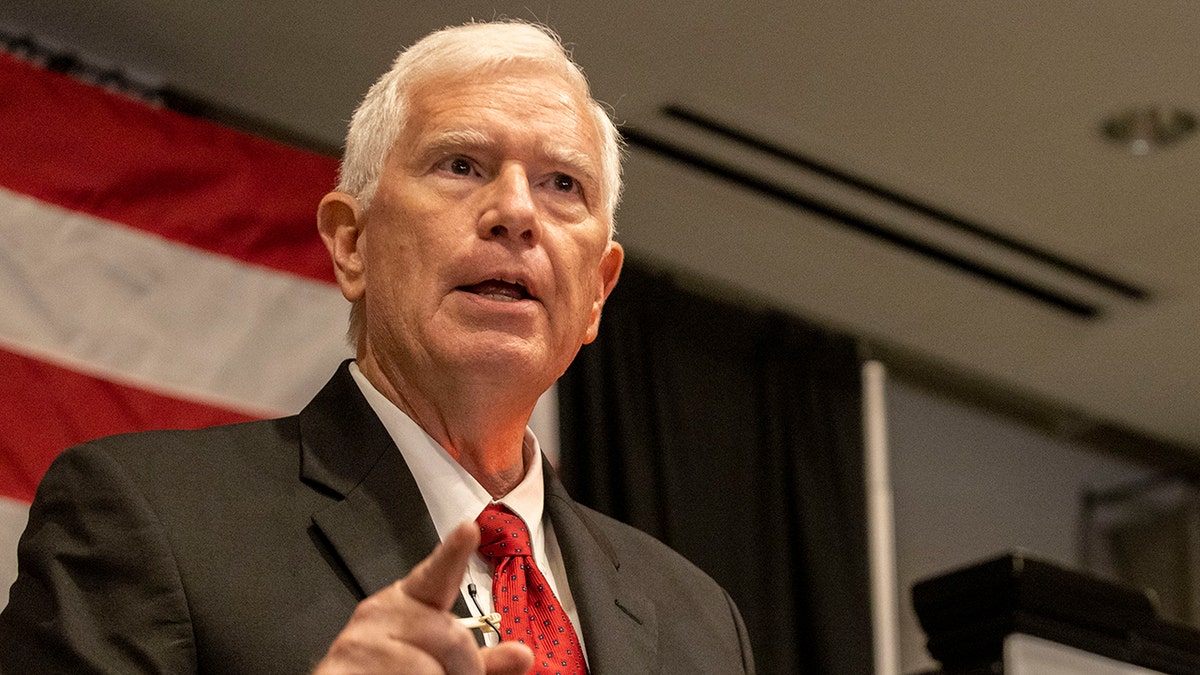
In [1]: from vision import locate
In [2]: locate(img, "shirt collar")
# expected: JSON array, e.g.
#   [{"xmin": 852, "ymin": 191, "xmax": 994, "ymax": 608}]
[{"xmin": 348, "ymin": 361, "xmax": 546, "ymax": 541}]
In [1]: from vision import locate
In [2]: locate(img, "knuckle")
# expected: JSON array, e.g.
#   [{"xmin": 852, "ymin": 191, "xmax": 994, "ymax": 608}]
[{"xmin": 353, "ymin": 591, "xmax": 393, "ymax": 620}]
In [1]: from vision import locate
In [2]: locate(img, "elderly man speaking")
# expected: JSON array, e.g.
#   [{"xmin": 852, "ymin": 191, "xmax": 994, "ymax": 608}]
[{"xmin": 0, "ymin": 21, "xmax": 754, "ymax": 675}]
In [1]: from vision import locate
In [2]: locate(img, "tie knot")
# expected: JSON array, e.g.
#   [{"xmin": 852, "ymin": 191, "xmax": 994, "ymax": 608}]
[{"xmin": 476, "ymin": 503, "xmax": 533, "ymax": 561}]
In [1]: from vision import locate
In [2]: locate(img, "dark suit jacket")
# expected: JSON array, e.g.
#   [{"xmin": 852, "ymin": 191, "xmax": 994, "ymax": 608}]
[{"xmin": 0, "ymin": 362, "xmax": 754, "ymax": 674}]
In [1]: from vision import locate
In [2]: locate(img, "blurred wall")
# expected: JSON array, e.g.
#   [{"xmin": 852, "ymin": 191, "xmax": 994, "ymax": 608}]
[{"xmin": 887, "ymin": 377, "xmax": 1151, "ymax": 673}]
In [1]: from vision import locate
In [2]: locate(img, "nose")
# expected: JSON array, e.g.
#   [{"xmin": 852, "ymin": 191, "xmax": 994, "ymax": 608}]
[{"xmin": 478, "ymin": 163, "xmax": 541, "ymax": 245}]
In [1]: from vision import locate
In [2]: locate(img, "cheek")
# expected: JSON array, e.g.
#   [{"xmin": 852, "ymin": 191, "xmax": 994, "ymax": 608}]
[
  {"xmin": 558, "ymin": 251, "xmax": 606, "ymax": 317},
  {"xmin": 369, "ymin": 207, "xmax": 436, "ymax": 274}
]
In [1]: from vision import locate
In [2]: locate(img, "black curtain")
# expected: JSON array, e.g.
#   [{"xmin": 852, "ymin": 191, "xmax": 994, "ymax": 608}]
[{"xmin": 558, "ymin": 261, "xmax": 874, "ymax": 674}]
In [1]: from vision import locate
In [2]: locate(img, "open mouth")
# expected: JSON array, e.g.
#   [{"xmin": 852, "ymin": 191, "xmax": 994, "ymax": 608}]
[{"xmin": 458, "ymin": 279, "xmax": 534, "ymax": 302}]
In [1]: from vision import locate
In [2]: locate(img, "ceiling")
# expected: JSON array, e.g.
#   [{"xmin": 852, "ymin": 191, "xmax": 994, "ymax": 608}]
[{"xmin": 5, "ymin": 2, "xmax": 1200, "ymax": 463}]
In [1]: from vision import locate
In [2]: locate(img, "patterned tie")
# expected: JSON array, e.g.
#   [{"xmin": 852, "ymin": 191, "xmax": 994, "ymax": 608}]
[{"xmin": 476, "ymin": 503, "xmax": 587, "ymax": 674}]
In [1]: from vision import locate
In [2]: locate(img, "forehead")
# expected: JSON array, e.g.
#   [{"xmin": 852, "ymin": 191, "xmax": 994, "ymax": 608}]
[{"xmin": 399, "ymin": 65, "xmax": 604, "ymax": 168}]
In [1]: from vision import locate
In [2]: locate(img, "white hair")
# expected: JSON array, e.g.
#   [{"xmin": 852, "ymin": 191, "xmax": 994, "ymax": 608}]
[
  {"xmin": 337, "ymin": 21, "xmax": 623, "ymax": 347},
  {"xmin": 337, "ymin": 20, "xmax": 623, "ymax": 223}
]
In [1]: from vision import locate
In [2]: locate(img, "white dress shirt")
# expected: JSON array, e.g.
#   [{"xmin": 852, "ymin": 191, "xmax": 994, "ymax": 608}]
[{"xmin": 348, "ymin": 362, "xmax": 586, "ymax": 653}]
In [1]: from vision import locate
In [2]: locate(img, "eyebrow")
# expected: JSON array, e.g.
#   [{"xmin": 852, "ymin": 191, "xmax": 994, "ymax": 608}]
[{"xmin": 416, "ymin": 128, "xmax": 493, "ymax": 159}]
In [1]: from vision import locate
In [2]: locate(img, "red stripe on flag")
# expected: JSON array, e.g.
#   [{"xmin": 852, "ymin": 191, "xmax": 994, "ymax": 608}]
[
  {"xmin": 0, "ymin": 348, "xmax": 259, "ymax": 504},
  {"xmin": 0, "ymin": 53, "xmax": 339, "ymax": 283}
]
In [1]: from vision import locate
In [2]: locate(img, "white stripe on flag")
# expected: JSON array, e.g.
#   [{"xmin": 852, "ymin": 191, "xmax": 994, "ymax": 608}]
[
  {"xmin": 0, "ymin": 495, "xmax": 30, "ymax": 611},
  {"xmin": 0, "ymin": 187, "xmax": 351, "ymax": 416}
]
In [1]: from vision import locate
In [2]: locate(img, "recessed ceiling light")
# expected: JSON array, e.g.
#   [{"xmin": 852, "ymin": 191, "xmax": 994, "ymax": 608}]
[{"xmin": 1101, "ymin": 106, "xmax": 1197, "ymax": 155}]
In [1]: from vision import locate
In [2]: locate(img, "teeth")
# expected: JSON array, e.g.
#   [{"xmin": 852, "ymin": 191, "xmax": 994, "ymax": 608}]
[
  {"xmin": 480, "ymin": 292, "xmax": 521, "ymax": 302},
  {"xmin": 461, "ymin": 279, "xmax": 529, "ymax": 301}
]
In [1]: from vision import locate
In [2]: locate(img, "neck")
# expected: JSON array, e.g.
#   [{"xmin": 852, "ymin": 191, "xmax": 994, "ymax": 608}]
[{"xmin": 357, "ymin": 354, "xmax": 538, "ymax": 498}]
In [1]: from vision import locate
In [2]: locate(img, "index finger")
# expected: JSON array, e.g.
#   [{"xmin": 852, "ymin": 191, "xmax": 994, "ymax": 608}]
[{"xmin": 400, "ymin": 520, "xmax": 480, "ymax": 611}]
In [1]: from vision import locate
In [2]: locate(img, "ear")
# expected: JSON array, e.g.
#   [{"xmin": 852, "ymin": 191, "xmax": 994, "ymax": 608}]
[
  {"xmin": 583, "ymin": 241, "xmax": 624, "ymax": 344},
  {"xmin": 317, "ymin": 191, "xmax": 367, "ymax": 303}
]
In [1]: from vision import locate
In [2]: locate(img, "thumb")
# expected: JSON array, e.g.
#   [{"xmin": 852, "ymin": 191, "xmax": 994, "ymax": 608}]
[
  {"xmin": 483, "ymin": 642, "xmax": 535, "ymax": 675},
  {"xmin": 401, "ymin": 520, "xmax": 479, "ymax": 611}
]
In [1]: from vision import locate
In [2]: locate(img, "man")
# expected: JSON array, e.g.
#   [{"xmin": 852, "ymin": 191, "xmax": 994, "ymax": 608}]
[{"xmin": 0, "ymin": 21, "xmax": 754, "ymax": 674}]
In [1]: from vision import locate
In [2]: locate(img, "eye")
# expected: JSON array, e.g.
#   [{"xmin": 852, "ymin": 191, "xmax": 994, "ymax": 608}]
[
  {"xmin": 551, "ymin": 173, "xmax": 579, "ymax": 193},
  {"xmin": 434, "ymin": 155, "xmax": 478, "ymax": 177}
]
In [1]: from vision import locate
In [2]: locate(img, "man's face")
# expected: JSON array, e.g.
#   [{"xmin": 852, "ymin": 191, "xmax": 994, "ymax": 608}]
[{"xmin": 353, "ymin": 64, "xmax": 623, "ymax": 394}]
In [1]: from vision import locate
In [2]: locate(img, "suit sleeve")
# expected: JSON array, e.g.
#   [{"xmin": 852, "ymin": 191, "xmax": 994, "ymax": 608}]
[
  {"xmin": 723, "ymin": 587, "xmax": 756, "ymax": 674},
  {"xmin": 0, "ymin": 443, "xmax": 197, "ymax": 674}
]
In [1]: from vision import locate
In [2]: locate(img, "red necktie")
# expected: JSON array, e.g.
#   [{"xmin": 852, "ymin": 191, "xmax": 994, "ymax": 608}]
[{"xmin": 476, "ymin": 503, "xmax": 587, "ymax": 674}]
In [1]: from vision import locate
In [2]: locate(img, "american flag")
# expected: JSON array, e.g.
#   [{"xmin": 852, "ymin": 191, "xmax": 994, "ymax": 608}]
[{"xmin": 0, "ymin": 50, "xmax": 351, "ymax": 608}]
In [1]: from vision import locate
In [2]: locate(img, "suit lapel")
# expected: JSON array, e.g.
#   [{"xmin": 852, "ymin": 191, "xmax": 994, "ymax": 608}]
[
  {"xmin": 309, "ymin": 447, "xmax": 439, "ymax": 597},
  {"xmin": 298, "ymin": 361, "xmax": 471, "ymax": 618},
  {"xmin": 544, "ymin": 465, "xmax": 658, "ymax": 673}
]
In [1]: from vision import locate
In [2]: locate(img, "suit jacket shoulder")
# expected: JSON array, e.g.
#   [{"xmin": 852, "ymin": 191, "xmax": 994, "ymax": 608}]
[
  {"xmin": 0, "ymin": 363, "xmax": 443, "ymax": 674},
  {"xmin": 545, "ymin": 472, "xmax": 755, "ymax": 674}
]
